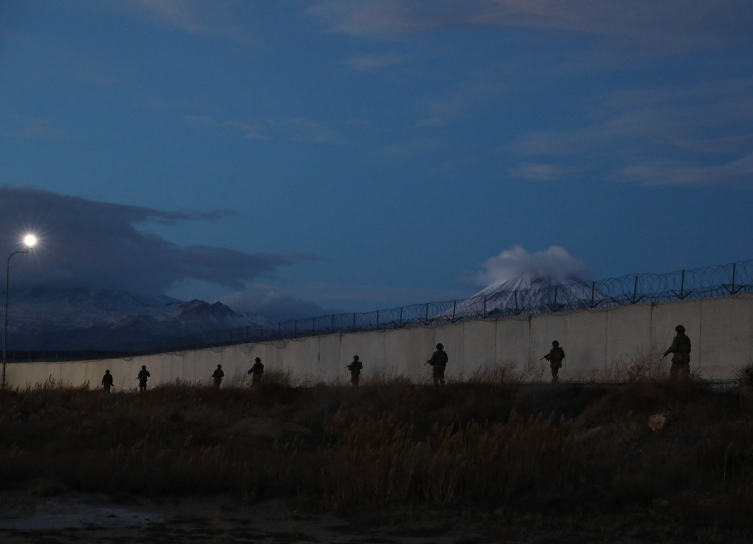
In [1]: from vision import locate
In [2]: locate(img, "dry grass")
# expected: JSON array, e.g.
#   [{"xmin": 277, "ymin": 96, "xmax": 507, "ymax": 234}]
[{"xmin": 1, "ymin": 372, "xmax": 753, "ymax": 528}]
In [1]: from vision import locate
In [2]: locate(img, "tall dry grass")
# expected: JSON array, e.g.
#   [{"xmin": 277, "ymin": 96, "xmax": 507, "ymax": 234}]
[{"xmin": 1, "ymin": 369, "xmax": 752, "ymax": 526}]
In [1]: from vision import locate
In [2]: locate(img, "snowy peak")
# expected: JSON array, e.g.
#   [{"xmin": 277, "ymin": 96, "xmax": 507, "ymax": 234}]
[{"xmin": 467, "ymin": 273, "xmax": 595, "ymax": 315}]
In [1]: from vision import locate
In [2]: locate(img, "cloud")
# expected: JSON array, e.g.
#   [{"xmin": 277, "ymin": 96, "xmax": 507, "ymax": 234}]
[
  {"xmin": 618, "ymin": 154, "xmax": 753, "ymax": 186},
  {"xmin": 126, "ymin": 0, "xmax": 241, "ymax": 39},
  {"xmin": 217, "ymin": 291, "xmax": 334, "ymax": 323},
  {"xmin": 507, "ymin": 162, "xmax": 585, "ymax": 181},
  {"xmin": 418, "ymin": 81, "xmax": 506, "ymax": 127},
  {"xmin": 342, "ymin": 52, "xmax": 410, "ymax": 70},
  {"xmin": 183, "ymin": 114, "xmax": 335, "ymax": 142},
  {"xmin": 312, "ymin": 0, "xmax": 753, "ymax": 50},
  {"xmin": 0, "ymin": 186, "xmax": 297, "ymax": 294},
  {"xmin": 508, "ymin": 78, "xmax": 753, "ymax": 186},
  {"xmin": 477, "ymin": 246, "xmax": 591, "ymax": 285}
]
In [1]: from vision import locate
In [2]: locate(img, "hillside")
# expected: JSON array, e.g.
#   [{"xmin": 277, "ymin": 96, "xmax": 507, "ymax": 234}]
[{"xmin": 3, "ymin": 288, "xmax": 272, "ymax": 351}]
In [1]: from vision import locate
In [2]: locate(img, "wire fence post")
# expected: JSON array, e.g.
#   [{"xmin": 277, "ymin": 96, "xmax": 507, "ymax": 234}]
[
  {"xmin": 399, "ymin": 307, "xmax": 403, "ymax": 327},
  {"xmin": 425, "ymin": 303, "xmax": 429, "ymax": 324},
  {"xmin": 483, "ymin": 295, "xmax": 487, "ymax": 318},
  {"xmin": 353, "ymin": 313, "xmax": 356, "ymax": 330},
  {"xmin": 376, "ymin": 310, "xmax": 379, "ymax": 329},
  {"xmin": 331, "ymin": 314, "xmax": 335, "ymax": 332},
  {"xmin": 452, "ymin": 300, "xmax": 456, "ymax": 321}
]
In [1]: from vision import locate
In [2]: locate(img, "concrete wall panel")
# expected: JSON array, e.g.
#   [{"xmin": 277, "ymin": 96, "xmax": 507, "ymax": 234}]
[
  {"xmin": 699, "ymin": 297, "xmax": 753, "ymax": 379},
  {"xmin": 562, "ymin": 310, "xmax": 608, "ymax": 379},
  {"xmin": 495, "ymin": 317, "xmax": 530, "ymax": 369},
  {"xmin": 462, "ymin": 321, "xmax": 495, "ymax": 378},
  {"xmin": 317, "ymin": 334, "xmax": 340, "ymax": 382},
  {"xmin": 384, "ymin": 329, "xmax": 411, "ymax": 377},
  {"xmin": 606, "ymin": 304, "xmax": 653, "ymax": 365}
]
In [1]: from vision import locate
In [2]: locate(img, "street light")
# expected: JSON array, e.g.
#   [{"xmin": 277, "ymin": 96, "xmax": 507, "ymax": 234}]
[{"xmin": 2, "ymin": 235, "xmax": 36, "ymax": 388}]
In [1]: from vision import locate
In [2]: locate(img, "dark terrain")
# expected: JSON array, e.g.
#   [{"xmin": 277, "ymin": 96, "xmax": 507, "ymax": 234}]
[{"xmin": 1, "ymin": 373, "xmax": 752, "ymax": 543}]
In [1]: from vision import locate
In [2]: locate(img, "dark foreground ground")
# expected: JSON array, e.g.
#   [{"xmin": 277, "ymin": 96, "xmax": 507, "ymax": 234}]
[{"xmin": 2, "ymin": 373, "xmax": 753, "ymax": 542}]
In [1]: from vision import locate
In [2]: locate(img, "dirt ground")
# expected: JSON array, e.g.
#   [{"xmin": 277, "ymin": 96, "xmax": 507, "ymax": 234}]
[{"xmin": 1, "ymin": 485, "xmax": 751, "ymax": 544}]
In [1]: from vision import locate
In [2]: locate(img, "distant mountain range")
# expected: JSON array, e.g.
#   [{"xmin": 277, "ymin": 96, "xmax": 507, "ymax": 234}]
[{"xmin": 3, "ymin": 288, "xmax": 272, "ymax": 351}]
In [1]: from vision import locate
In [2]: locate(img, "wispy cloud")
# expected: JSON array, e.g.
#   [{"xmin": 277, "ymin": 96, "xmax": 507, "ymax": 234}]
[
  {"xmin": 342, "ymin": 51, "xmax": 410, "ymax": 70},
  {"xmin": 508, "ymin": 78, "xmax": 753, "ymax": 186},
  {"xmin": 507, "ymin": 163, "xmax": 586, "ymax": 181},
  {"xmin": 418, "ymin": 81, "xmax": 506, "ymax": 127},
  {"xmin": 312, "ymin": 0, "xmax": 753, "ymax": 50},
  {"xmin": 126, "ymin": 0, "xmax": 243, "ymax": 39},
  {"xmin": 183, "ymin": 114, "xmax": 336, "ymax": 143}
]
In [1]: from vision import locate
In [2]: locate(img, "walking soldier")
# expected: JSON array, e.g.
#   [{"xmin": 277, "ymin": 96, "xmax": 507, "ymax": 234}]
[
  {"xmin": 211, "ymin": 364, "xmax": 224, "ymax": 389},
  {"xmin": 427, "ymin": 343, "xmax": 448, "ymax": 386},
  {"xmin": 543, "ymin": 341, "xmax": 565, "ymax": 383},
  {"xmin": 101, "ymin": 369, "xmax": 113, "ymax": 392},
  {"xmin": 137, "ymin": 365, "xmax": 150, "ymax": 392},
  {"xmin": 663, "ymin": 325, "xmax": 691, "ymax": 379},
  {"xmin": 248, "ymin": 357, "xmax": 264, "ymax": 386},
  {"xmin": 346, "ymin": 355, "xmax": 363, "ymax": 386}
]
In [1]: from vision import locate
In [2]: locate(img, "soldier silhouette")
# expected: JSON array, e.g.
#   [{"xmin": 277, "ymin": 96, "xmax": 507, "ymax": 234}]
[
  {"xmin": 663, "ymin": 325, "xmax": 691, "ymax": 379},
  {"xmin": 427, "ymin": 343, "xmax": 448, "ymax": 386},
  {"xmin": 137, "ymin": 365, "xmax": 150, "ymax": 392},
  {"xmin": 101, "ymin": 369, "xmax": 113, "ymax": 392},
  {"xmin": 543, "ymin": 341, "xmax": 565, "ymax": 384},
  {"xmin": 211, "ymin": 364, "xmax": 224, "ymax": 389},
  {"xmin": 248, "ymin": 357, "xmax": 264, "ymax": 387},
  {"xmin": 346, "ymin": 355, "xmax": 363, "ymax": 386}
]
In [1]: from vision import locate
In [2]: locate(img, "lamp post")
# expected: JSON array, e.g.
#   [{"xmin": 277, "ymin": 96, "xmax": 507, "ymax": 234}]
[{"xmin": 2, "ymin": 235, "xmax": 36, "ymax": 388}]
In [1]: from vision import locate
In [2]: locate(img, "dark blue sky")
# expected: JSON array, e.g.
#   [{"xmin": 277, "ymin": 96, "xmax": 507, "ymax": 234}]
[{"xmin": 1, "ymin": 1, "xmax": 752, "ymax": 318}]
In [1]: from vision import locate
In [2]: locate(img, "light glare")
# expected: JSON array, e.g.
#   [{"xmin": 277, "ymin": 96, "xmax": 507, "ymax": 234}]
[{"xmin": 24, "ymin": 235, "xmax": 37, "ymax": 248}]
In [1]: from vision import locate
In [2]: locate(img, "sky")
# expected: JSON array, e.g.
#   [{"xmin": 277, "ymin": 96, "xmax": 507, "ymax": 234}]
[{"xmin": 1, "ymin": 0, "xmax": 752, "ymax": 320}]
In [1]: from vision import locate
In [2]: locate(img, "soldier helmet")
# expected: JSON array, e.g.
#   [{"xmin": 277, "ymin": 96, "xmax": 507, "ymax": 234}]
[
  {"xmin": 436, "ymin": 343, "xmax": 444, "ymax": 349},
  {"xmin": 105, "ymin": 369, "xmax": 110, "ymax": 373},
  {"xmin": 552, "ymin": 340, "xmax": 559, "ymax": 346},
  {"xmin": 218, "ymin": 364, "xmax": 222, "ymax": 368},
  {"xmin": 255, "ymin": 357, "xmax": 261, "ymax": 362},
  {"xmin": 141, "ymin": 365, "xmax": 146, "ymax": 369},
  {"xmin": 353, "ymin": 355, "xmax": 359, "ymax": 360},
  {"xmin": 675, "ymin": 325, "xmax": 685, "ymax": 332}
]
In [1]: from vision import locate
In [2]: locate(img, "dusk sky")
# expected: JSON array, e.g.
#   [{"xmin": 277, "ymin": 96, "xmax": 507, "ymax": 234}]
[{"xmin": 2, "ymin": 1, "xmax": 752, "ymax": 319}]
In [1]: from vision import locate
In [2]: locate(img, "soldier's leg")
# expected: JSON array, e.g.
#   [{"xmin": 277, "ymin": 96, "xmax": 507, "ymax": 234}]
[
  {"xmin": 551, "ymin": 367, "xmax": 559, "ymax": 384},
  {"xmin": 439, "ymin": 371, "xmax": 445, "ymax": 386},
  {"xmin": 670, "ymin": 363, "xmax": 680, "ymax": 380},
  {"xmin": 681, "ymin": 363, "xmax": 690, "ymax": 379},
  {"xmin": 433, "ymin": 375, "xmax": 439, "ymax": 387}
]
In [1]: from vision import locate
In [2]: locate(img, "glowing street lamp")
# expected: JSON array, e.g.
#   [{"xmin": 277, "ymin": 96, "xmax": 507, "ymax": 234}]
[{"xmin": 2, "ymin": 235, "xmax": 36, "ymax": 388}]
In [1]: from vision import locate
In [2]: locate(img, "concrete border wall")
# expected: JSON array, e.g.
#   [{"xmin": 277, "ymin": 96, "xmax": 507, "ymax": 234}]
[{"xmin": 6, "ymin": 296, "xmax": 752, "ymax": 389}]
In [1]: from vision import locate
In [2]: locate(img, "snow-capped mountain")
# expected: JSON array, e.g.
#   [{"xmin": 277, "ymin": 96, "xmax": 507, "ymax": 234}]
[
  {"xmin": 3, "ymin": 288, "xmax": 272, "ymax": 351},
  {"xmin": 459, "ymin": 274, "xmax": 599, "ymax": 316}
]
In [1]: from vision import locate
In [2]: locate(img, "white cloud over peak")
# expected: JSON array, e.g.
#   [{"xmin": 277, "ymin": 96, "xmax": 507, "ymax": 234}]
[{"xmin": 477, "ymin": 246, "xmax": 590, "ymax": 285}]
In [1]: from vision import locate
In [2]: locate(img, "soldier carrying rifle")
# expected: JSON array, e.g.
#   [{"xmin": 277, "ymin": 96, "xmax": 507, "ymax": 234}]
[
  {"xmin": 248, "ymin": 357, "xmax": 264, "ymax": 387},
  {"xmin": 662, "ymin": 325, "xmax": 691, "ymax": 379},
  {"xmin": 346, "ymin": 355, "xmax": 363, "ymax": 386},
  {"xmin": 543, "ymin": 341, "xmax": 565, "ymax": 384},
  {"xmin": 427, "ymin": 343, "xmax": 448, "ymax": 386}
]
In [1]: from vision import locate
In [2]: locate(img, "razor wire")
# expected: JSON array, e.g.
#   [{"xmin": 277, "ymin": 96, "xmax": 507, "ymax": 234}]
[{"xmin": 9, "ymin": 259, "xmax": 753, "ymax": 362}]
